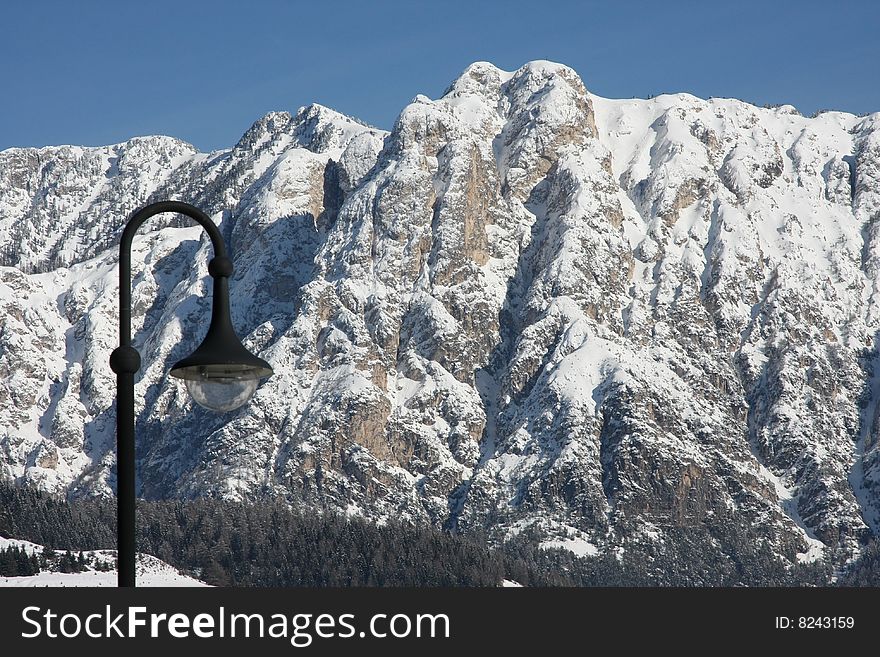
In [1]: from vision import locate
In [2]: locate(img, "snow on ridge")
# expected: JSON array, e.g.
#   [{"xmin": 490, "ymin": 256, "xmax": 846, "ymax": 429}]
[
  {"xmin": 0, "ymin": 536, "xmax": 44, "ymax": 555},
  {"xmin": 540, "ymin": 537, "xmax": 600, "ymax": 558}
]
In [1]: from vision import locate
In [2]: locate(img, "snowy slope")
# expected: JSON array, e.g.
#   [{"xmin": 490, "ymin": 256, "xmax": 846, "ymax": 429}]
[
  {"xmin": 1, "ymin": 61, "xmax": 879, "ymax": 568},
  {"xmin": 0, "ymin": 537, "xmax": 207, "ymax": 587}
]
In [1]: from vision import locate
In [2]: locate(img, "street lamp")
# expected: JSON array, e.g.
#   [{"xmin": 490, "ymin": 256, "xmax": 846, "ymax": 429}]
[{"xmin": 109, "ymin": 201, "xmax": 272, "ymax": 587}]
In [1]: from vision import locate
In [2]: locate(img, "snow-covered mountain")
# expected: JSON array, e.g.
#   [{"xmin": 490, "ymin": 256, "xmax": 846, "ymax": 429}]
[{"xmin": 2, "ymin": 61, "xmax": 879, "ymax": 566}]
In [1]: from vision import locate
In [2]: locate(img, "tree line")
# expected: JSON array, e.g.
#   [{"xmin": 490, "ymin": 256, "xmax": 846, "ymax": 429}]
[
  {"xmin": 0, "ymin": 482, "xmax": 844, "ymax": 586},
  {"xmin": 0, "ymin": 545, "xmax": 91, "ymax": 577}
]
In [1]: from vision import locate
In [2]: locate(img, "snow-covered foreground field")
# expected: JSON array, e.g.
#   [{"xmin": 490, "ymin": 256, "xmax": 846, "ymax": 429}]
[{"xmin": 0, "ymin": 537, "xmax": 207, "ymax": 587}]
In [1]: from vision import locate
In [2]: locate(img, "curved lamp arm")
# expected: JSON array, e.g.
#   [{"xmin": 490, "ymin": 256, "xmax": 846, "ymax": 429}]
[{"xmin": 116, "ymin": 200, "xmax": 227, "ymax": 347}]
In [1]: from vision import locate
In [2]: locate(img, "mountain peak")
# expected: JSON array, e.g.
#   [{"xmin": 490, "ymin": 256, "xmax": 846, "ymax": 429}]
[
  {"xmin": 291, "ymin": 104, "xmax": 384, "ymax": 155},
  {"xmin": 294, "ymin": 102, "xmax": 373, "ymax": 128},
  {"xmin": 447, "ymin": 59, "xmax": 580, "ymax": 96}
]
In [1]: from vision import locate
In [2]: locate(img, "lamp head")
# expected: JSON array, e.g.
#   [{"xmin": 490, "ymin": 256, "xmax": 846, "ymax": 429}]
[
  {"xmin": 169, "ymin": 255, "xmax": 272, "ymax": 412},
  {"xmin": 169, "ymin": 324, "xmax": 272, "ymax": 413}
]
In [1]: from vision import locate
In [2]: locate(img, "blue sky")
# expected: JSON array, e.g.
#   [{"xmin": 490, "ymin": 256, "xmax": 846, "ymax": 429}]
[{"xmin": 2, "ymin": 0, "xmax": 878, "ymax": 152}]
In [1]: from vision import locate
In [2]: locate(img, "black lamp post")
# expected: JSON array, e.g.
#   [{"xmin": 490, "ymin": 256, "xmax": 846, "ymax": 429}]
[{"xmin": 109, "ymin": 201, "xmax": 272, "ymax": 587}]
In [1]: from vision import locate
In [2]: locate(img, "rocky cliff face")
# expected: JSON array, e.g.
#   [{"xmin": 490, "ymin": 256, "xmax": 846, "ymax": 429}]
[{"xmin": 2, "ymin": 61, "xmax": 879, "ymax": 566}]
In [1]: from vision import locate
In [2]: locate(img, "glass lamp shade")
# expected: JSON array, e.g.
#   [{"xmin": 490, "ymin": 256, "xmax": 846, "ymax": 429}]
[
  {"xmin": 170, "ymin": 353, "xmax": 272, "ymax": 413},
  {"xmin": 184, "ymin": 371, "xmax": 259, "ymax": 412}
]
